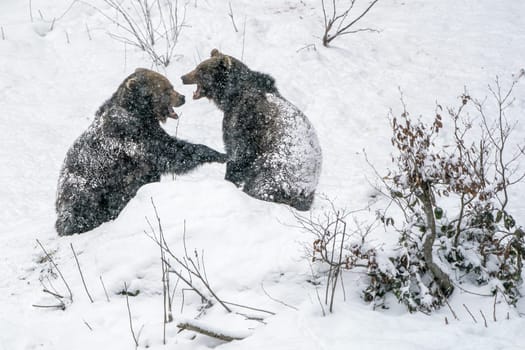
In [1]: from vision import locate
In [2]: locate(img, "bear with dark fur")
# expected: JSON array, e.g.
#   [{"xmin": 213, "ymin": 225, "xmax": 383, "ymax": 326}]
[
  {"xmin": 181, "ymin": 49, "xmax": 322, "ymax": 211},
  {"xmin": 55, "ymin": 68, "xmax": 226, "ymax": 236}
]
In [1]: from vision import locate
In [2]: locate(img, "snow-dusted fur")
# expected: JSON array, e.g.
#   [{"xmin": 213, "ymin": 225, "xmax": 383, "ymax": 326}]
[
  {"xmin": 55, "ymin": 69, "xmax": 226, "ymax": 236},
  {"xmin": 181, "ymin": 49, "xmax": 322, "ymax": 210}
]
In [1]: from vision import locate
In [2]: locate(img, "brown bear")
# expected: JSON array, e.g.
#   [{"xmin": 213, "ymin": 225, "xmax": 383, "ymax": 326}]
[
  {"xmin": 181, "ymin": 49, "xmax": 322, "ymax": 211},
  {"xmin": 55, "ymin": 68, "xmax": 226, "ymax": 236}
]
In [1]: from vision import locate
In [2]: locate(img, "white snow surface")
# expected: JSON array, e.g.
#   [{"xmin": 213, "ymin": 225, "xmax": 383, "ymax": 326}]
[{"xmin": 1, "ymin": 0, "xmax": 525, "ymax": 349}]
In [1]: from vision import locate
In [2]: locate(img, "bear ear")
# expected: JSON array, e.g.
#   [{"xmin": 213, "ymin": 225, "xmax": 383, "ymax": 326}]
[
  {"xmin": 221, "ymin": 56, "xmax": 232, "ymax": 70},
  {"xmin": 210, "ymin": 48, "xmax": 221, "ymax": 57},
  {"xmin": 126, "ymin": 68, "xmax": 149, "ymax": 90},
  {"xmin": 125, "ymin": 77, "xmax": 139, "ymax": 90}
]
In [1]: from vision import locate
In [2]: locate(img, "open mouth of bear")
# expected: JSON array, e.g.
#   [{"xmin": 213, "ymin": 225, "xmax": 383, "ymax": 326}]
[
  {"xmin": 168, "ymin": 107, "xmax": 179, "ymax": 119},
  {"xmin": 158, "ymin": 107, "xmax": 179, "ymax": 123},
  {"xmin": 193, "ymin": 84, "xmax": 204, "ymax": 100}
]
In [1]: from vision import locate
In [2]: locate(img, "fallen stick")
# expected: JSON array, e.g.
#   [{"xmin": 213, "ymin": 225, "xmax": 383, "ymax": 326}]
[{"xmin": 177, "ymin": 319, "xmax": 250, "ymax": 342}]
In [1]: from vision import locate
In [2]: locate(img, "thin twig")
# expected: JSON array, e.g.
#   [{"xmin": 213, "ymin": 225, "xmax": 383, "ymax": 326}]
[
  {"xmin": 43, "ymin": 288, "xmax": 65, "ymax": 300},
  {"xmin": 241, "ymin": 15, "xmax": 247, "ymax": 61},
  {"xmin": 45, "ymin": 276, "xmax": 61, "ymax": 297},
  {"xmin": 444, "ymin": 297, "xmax": 459, "ymax": 320},
  {"xmin": 124, "ymin": 282, "xmax": 139, "ymax": 348},
  {"xmin": 29, "ymin": 0, "xmax": 34, "ymax": 22},
  {"xmin": 70, "ymin": 243, "xmax": 94, "ymax": 303},
  {"xmin": 228, "ymin": 2, "xmax": 238, "ymax": 32},
  {"xmin": 493, "ymin": 290, "xmax": 497, "ymax": 322},
  {"xmin": 480, "ymin": 309, "xmax": 488, "ymax": 328},
  {"xmin": 296, "ymin": 44, "xmax": 316, "ymax": 53},
  {"xmin": 85, "ymin": 23, "xmax": 92, "ymax": 40},
  {"xmin": 222, "ymin": 301, "xmax": 276, "ymax": 315},
  {"xmin": 100, "ymin": 275, "xmax": 110, "ymax": 302},
  {"xmin": 83, "ymin": 319, "xmax": 93, "ymax": 331},
  {"xmin": 260, "ymin": 282, "xmax": 298, "ymax": 311},
  {"xmin": 32, "ymin": 303, "xmax": 66, "ymax": 310},
  {"xmin": 463, "ymin": 304, "xmax": 477, "ymax": 323},
  {"xmin": 163, "ymin": 258, "xmax": 211, "ymax": 305}
]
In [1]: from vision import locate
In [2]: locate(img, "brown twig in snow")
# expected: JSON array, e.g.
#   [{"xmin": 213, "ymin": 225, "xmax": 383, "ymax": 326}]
[
  {"xmin": 70, "ymin": 243, "xmax": 94, "ymax": 303},
  {"xmin": 463, "ymin": 304, "xmax": 477, "ymax": 323},
  {"xmin": 100, "ymin": 275, "xmax": 110, "ymax": 302},
  {"xmin": 124, "ymin": 282, "xmax": 139, "ymax": 348},
  {"xmin": 480, "ymin": 309, "xmax": 488, "ymax": 328},
  {"xmin": 260, "ymin": 282, "xmax": 298, "ymax": 311}
]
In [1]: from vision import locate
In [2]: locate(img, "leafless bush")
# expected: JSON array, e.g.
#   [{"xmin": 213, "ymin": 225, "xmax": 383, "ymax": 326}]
[
  {"xmin": 145, "ymin": 200, "xmax": 273, "ymax": 335},
  {"xmin": 95, "ymin": 0, "xmax": 187, "ymax": 67},
  {"xmin": 321, "ymin": 0, "xmax": 380, "ymax": 47},
  {"xmin": 295, "ymin": 202, "xmax": 378, "ymax": 313},
  {"xmin": 143, "ymin": 201, "xmax": 274, "ymax": 343}
]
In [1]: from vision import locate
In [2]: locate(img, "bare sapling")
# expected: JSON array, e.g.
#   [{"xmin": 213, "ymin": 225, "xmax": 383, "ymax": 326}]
[{"xmin": 321, "ymin": 0, "xmax": 380, "ymax": 47}]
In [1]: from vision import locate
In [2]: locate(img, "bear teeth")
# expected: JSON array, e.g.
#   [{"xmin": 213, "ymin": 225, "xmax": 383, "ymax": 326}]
[{"xmin": 193, "ymin": 85, "xmax": 203, "ymax": 99}]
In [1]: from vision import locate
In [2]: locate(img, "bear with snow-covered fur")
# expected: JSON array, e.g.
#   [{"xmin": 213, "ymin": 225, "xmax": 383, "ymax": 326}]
[
  {"xmin": 181, "ymin": 49, "xmax": 322, "ymax": 210},
  {"xmin": 55, "ymin": 68, "xmax": 226, "ymax": 236}
]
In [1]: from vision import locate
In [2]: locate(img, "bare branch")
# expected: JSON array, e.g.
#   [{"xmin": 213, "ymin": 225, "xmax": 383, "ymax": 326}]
[{"xmin": 177, "ymin": 320, "xmax": 249, "ymax": 342}]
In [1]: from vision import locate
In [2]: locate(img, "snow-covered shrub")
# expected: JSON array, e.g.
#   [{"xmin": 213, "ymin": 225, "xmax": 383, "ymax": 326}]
[
  {"xmin": 363, "ymin": 228, "xmax": 447, "ymax": 313},
  {"xmin": 366, "ymin": 78, "xmax": 525, "ymax": 312}
]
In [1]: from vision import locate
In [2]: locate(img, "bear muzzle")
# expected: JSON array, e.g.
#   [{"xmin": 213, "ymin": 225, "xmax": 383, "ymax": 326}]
[
  {"xmin": 181, "ymin": 71, "xmax": 196, "ymax": 85},
  {"xmin": 181, "ymin": 71, "xmax": 205, "ymax": 100}
]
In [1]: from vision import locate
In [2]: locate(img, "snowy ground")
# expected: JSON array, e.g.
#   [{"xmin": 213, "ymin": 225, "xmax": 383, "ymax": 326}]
[{"xmin": 1, "ymin": 0, "xmax": 525, "ymax": 349}]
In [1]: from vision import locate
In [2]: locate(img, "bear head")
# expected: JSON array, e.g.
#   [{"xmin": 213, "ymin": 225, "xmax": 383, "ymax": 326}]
[
  {"xmin": 181, "ymin": 49, "xmax": 276, "ymax": 110},
  {"xmin": 114, "ymin": 68, "xmax": 185, "ymax": 123}
]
